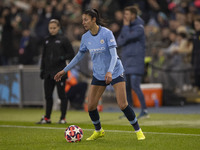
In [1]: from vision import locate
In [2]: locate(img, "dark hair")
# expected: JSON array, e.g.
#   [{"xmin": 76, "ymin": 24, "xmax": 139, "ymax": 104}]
[
  {"xmin": 177, "ymin": 32, "xmax": 187, "ymax": 38},
  {"xmin": 49, "ymin": 19, "xmax": 60, "ymax": 27},
  {"xmin": 83, "ymin": 9, "xmax": 104, "ymax": 26},
  {"xmin": 124, "ymin": 6, "xmax": 138, "ymax": 15}
]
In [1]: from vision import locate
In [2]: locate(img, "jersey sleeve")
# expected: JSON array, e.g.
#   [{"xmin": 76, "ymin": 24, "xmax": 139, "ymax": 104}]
[
  {"xmin": 106, "ymin": 30, "xmax": 117, "ymax": 48},
  {"xmin": 107, "ymin": 47, "xmax": 118, "ymax": 74},
  {"xmin": 79, "ymin": 35, "xmax": 88, "ymax": 52},
  {"xmin": 63, "ymin": 51, "xmax": 85, "ymax": 73}
]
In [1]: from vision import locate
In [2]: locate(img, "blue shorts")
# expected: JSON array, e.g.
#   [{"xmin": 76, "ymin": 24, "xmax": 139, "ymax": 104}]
[{"xmin": 91, "ymin": 74, "xmax": 125, "ymax": 86}]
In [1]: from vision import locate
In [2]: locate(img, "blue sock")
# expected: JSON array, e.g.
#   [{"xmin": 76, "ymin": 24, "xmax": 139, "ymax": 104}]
[
  {"xmin": 89, "ymin": 109, "xmax": 101, "ymax": 131},
  {"xmin": 122, "ymin": 105, "xmax": 140, "ymax": 131}
]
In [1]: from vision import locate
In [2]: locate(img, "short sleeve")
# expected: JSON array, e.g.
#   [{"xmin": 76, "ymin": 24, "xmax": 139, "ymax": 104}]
[{"xmin": 106, "ymin": 30, "xmax": 117, "ymax": 48}]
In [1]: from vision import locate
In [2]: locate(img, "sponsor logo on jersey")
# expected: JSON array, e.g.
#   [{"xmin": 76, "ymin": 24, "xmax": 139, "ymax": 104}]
[
  {"xmin": 89, "ymin": 47, "xmax": 105, "ymax": 53},
  {"xmin": 45, "ymin": 40, "xmax": 49, "ymax": 44}
]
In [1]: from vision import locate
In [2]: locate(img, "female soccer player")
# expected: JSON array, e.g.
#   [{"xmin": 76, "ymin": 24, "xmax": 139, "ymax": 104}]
[{"xmin": 54, "ymin": 9, "xmax": 145, "ymax": 141}]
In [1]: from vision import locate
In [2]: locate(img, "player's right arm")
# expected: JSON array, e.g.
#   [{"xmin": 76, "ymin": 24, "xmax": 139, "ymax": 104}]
[{"xmin": 54, "ymin": 51, "xmax": 85, "ymax": 81}]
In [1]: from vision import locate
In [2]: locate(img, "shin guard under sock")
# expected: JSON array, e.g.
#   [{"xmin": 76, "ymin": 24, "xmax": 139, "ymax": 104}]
[
  {"xmin": 122, "ymin": 105, "xmax": 140, "ymax": 131},
  {"xmin": 89, "ymin": 109, "xmax": 101, "ymax": 131}
]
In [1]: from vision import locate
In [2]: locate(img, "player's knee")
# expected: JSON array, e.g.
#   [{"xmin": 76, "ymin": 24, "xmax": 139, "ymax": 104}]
[
  {"xmin": 118, "ymin": 102, "xmax": 128, "ymax": 110},
  {"xmin": 88, "ymin": 106, "xmax": 97, "ymax": 112},
  {"xmin": 88, "ymin": 103, "xmax": 98, "ymax": 111}
]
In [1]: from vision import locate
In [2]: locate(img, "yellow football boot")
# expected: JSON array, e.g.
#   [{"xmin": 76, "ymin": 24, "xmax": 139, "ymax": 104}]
[
  {"xmin": 86, "ymin": 128, "xmax": 105, "ymax": 141},
  {"xmin": 136, "ymin": 129, "xmax": 145, "ymax": 140}
]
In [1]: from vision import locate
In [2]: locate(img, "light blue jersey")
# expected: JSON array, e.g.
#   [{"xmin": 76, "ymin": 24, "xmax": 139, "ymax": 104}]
[{"xmin": 80, "ymin": 26, "xmax": 124, "ymax": 80}]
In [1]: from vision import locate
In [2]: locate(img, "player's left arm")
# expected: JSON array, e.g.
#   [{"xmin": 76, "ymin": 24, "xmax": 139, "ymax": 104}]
[
  {"xmin": 105, "ymin": 46, "xmax": 118, "ymax": 84},
  {"xmin": 105, "ymin": 30, "xmax": 118, "ymax": 84},
  {"xmin": 106, "ymin": 30, "xmax": 118, "ymax": 74},
  {"xmin": 107, "ymin": 47, "xmax": 118, "ymax": 74}
]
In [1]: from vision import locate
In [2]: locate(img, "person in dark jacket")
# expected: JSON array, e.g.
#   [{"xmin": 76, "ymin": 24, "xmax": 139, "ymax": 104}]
[
  {"xmin": 192, "ymin": 17, "xmax": 200, "ymax": 89},
  {"xmin": 36, "ymin": 19, "xmax": 74, "ymax": 124},
  {"xmin": 117, "ymin": 6, "xmax": 148, "ymax": 119},
  {"xmin": 1, "ymin": 7, "xmax": 14, "ymax": 65},
  {"xmin": 18, "ymin": 29, "xmax": 37, "ymax": 65}
]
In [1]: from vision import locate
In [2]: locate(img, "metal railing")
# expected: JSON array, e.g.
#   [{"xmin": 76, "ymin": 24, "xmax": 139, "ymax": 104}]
[{"xmin": 0, "ymin": 65, "xmax": 44, "ymax": 107}]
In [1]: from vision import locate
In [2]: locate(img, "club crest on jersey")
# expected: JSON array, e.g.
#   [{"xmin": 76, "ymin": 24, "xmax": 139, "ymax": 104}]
[{"xmin": 100, "ymin": 39, "xmax": 104, "ymax": 44}]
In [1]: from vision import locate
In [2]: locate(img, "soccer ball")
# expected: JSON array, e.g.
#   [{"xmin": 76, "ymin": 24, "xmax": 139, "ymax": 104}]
[{"xmin": 64, "ymin": 125, "xmax": 83, "ymax": 142}]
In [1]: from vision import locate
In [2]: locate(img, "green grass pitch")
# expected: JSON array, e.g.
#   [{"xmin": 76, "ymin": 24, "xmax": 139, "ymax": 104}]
[{"xmin": 0, "ymin": 107, "xmax": 200, "ymax": 150}]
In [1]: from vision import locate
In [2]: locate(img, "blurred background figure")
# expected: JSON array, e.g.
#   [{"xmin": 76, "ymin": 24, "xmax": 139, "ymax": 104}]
[
  {"xmin": 36, "ymin": 19, "xmax": 74, "ymax": 124},
  {"xmin": 160, "ymin": 31, "xmax": 193, "ymax": 92},
  {"xmin": 18, "ymin": 29, "xmax": 37, "ymax": 65},
  {"xmin": 192, "ymin": 17, "xmax": 200, "ymax": 91},
  {"xmin": 65, "ymin": 68, "xmax": 88, "ymax": 110},
  {"xmin": 117, "ymin": 6, "xmax": 148, "ymax": 119},
  {"xmin": 0, "ymin": 7, "xmax": 14, "ymax": 65}
]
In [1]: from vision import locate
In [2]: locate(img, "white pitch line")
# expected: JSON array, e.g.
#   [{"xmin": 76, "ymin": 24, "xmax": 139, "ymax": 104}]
[{"xmin": 0, "ymin": 125, "xmax": 200, "ymax": 137}]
